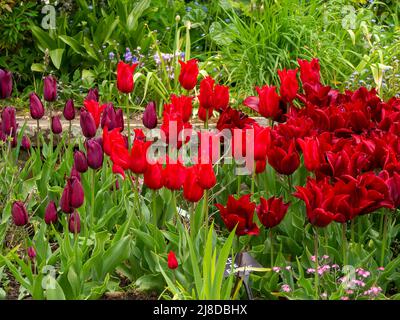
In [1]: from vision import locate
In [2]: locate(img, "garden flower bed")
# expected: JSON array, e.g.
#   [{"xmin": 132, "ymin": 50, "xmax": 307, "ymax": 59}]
[{"xmin": 1, "ymin": 0, "xmax": 400, "ymax": 302}]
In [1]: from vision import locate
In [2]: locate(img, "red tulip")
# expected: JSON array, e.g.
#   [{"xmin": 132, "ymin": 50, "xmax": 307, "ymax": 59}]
[
  {"xmin": 144, "ymin": 162, "xmax": 164, "ymax": 190},
  {"xmin": 253, "ymin": 125, "xmax": 270, "ymax": 161},
  {"xmin": 63, "ymin": 99, "xmax": 75, "ymax": 120},
  {"xmin": 0, "ymin": 69, "xmax": 12, "ymax": 99},
  {"xmin": 198, "ymin": 76, "xmax": 229, "ymax": 112},
  {"xmin": 117, "ymin": 61, "xmax": 138, "ymax": 94},
  {"xmin": 103, "ymin": 126, "xmax": 126, "ymax": 156},
  {"xmin": 51, "ymin": 115, "xmax": 62, "ymax": 134},
  {"xmin": 278, "ymin": 68, "xmax": 298, "ymax": 103},
  {"xmin": 198, "ymin": 105, "xmax": 212, "ymax": 122},
  {"xmin": 183, "ymin": 166, "xmax": 204, "ymax": 202},
  {"xmin": 29, "ymin": 93, "xmax": 45, "ymax": 120},
  {"xmin": 12, "ymin": 201, "xmax": 29, "ymax": 226},
  {"xmin": 255, "ymin": 85, "xmax": 281, "ymax": 120},
  {"xmin": 45, "ymin": 201, "xmax": 58, "ymax": 225},
  {"xmin": 167, "ymin": 250, "xmax": 179, "ymax": 269},
  {"xmin": 80, "ymin": 110, "xmax": 97, "ymax": 138},
  {"xmin": 267, "ymin": 140, "xmax": 300, "ymax": 175},
  {"xmin": 297, "ymin": 137, "xmax": 324, "ymax": 172},
  {"xmin": 255, "ymin": 159, "xmax": 266, "ymax": 174},
  {"xmin": 215, "ymin": 194, "xmax": 259, "ymax": 236},
  {"xmin": 178, "ymin": 59, "xmax": 199, "ymax": 90},
  {"xmin": 385, "ymin": 172, "xmax": 400, "ymax": 208},
  {"xmin": 68, "ymin": 211, "xmax": 81, "ymax": 234},
  {"xmin": 163, "ymin": 159, "xmax": 186, "ymax": 190},
  {"xmin": 43, "ymin": 75, "xmax": 57, "ymax": 102},
  {"xmin": 257, "ymin": 196, "xmax": 289, "ymax": 228},
  {"xmin": 197, "ymin": 163, "xmax": 216, "ymax": 190},
  {"xmin": 170, "ymin": 94, "xmax": 193, "ymax": 123},
  {"xmin": 298, "ymin": 58, "xmax": 321, "ymax": 86}
]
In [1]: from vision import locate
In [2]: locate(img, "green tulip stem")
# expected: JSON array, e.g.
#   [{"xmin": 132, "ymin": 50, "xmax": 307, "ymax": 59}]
[
  {"xmin": 126, "ymin": 94, "xmax": 131, "ymax": 148},
  {"xmin": 342, "ymin": 223, "xmax": 348, "ymax": 266},
  {"xmin": 314, "ymin": 227, "xmax": 319, "ymax": 300},
  {"xmin": 36, "ymin": 119, "xmax": 40, "ymax": 151},
  {"xmin": 270, "ymin": 228, "xmax": 274, "ymax": 267},
  {"xmin": 91, "ymin": 169, "xmax": 96, "ymax": 229},
  {"xmin": 380, "ymin": 211, "xmax": 389, "ymax": 267}
]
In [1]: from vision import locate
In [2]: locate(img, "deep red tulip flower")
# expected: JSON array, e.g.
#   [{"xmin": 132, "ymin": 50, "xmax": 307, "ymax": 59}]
[
  {"xmin": 167, "ymin": 250, "xmax": 179, "ymax": 269},
  {"xmin": 385, "ymin": 172, "xmax": 400, "ymax": 208},
  {"xmin": 86, "ymin": 88, "xmax": 99, "ymax": 102},
  {"xmin": 215, "ymin": 194, "xmax": 259, "ymax": 236},
  {"xmin": 294, "ymin": 178, "xmax": 346, "ymax": 227},
  {"xmin": 160, "ymin": 109, "xmax": 192, "ymax": 147},
  {"xmin": 0, "ymin": 69, "xmax": 12, "ymax": 99},
  {"xmin": 86, "ymin": 139, "xmax": 104, "ymax": 170},
  {"xmin": 198, "ymin": 76, "xmax": 215, "ymax": 110},
  {"xmin": 27, "ymin": 247, "xmax": 36, "ymax": 260},
  {"xmin": 170, "ymin": 95, "xmax": 193, "ymax": 123},
  {"xmin": 63, "ymin": 99, "xmax": 75, "ymax": 120},
  {"xmin": 197, "ymin": 163, "xmax": 216, "ymax": 190},
  {"xmin": 253, "ymin": 125, "xmax": 270, "ymax": 161},
  {"xmin": 213, "ymin": 84, "xmax": 230, "ymax": 112},
  {"xmin": 43, "ymin": 75, "xmax": 57, "ymax": 102},
  {"xmin": 21, "ymin": 135, "xmax": 31, "ymax": 150},
  {"xmin": 255, "ymin": 85, "xmax": 281, "ymax": 119},
  {"xmin": 278, "ymin": 68, "xmax": 299, "ymax": 103},
  {"xmin": 80, "ymin": 110, "xmax": 97, "ymax": 138},
  {"xmin": 12, "ymin": 201, "xmax": 29, "ymax": 226},
  {"xmin": 60, "ymin": 176, "xmax": 84, "ymax": 213},
  {"xmin": 163, "ymin": 160, "xmax": 186, "ymax": 190},
  {"xmin": 74, "ymin": 150, "xmax": 88, "ymax": 173},
  {"xmin": 117, "ymin": 61, "xmax": 138, "ymax": 93},
  {"xmin": 129, "ymin": 139, "xmax": 151, "ymax": 174},
  {"xmin": 70, "ymin": 166, "xmax": 81, "ymax": 181},
  {"xmin": 144, "ymin": 162, "xmax": 164, "ymax": 190},
  {"xmin": 198, "ymin": 105, "xmax": 213, "ymax": 122},
  {"xmin": 1, "ymin": 106, "xmax": 17, "ymax": 136},
  {"xmin": 257, "ymin": 196, "xmax": 289, "ymax": 228},
  {"xmin": 183, "ymin": 166, "xmax": 204, "ymax": 202},
  {"xmin": 84, "ymin": 99, "xmax": 105, "ymax": 128},
  {"xmin": 178, "ymin": 59, "xmax": 199, "ymax": 90},
  {"xmin": 29, "ymin": 93, "xmax": 45, "ymax": 120},
  {"xmin": 115, "ymin": 109, "xmax": 124, "ymax": 131},
  {"xmin": 216, "ymin": 107, "xmax": 256, "ymax": 132},
  {"xmin": 103, "ymin": 126, "xmax": 126, "ymax": 156},
  {"xmin": 51, "ymin": 115, "xmax": 62, "ymax": 134},
  {"xmin": 44, "ymin": 201, "xmax": 58, "ymax": 225},
  {"xmin": 101, "ymin": 103, "xmax": 117, "ymax": 130},
  {"xmin": 267, "ymin": 140, "xmax": 300, "ymax": 175},
  {"xmin": 68, "ymin": 211, "xmax": 81, "ymax": 234},
  {"xmin": 142, "ymin": 101, "xmax": 158, "ymax": 129},
  {"xmin": 298, "ymin": 58, "xmax": 321, "ymax": 86},
  {"xmin": 297, "ymin": 137, "xmax": 324, "ymax": 172}
]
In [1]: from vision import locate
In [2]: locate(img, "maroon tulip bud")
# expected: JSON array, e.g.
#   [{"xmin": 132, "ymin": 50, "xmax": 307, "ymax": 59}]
[
  {"xmin": 0, "ymin": 128, "xmax": 5, "ymax": 142},
  {"xmin": 21, "ymin": 135, "xmax": 31, "ymax": 150},
  {"xmin": 86, "ymin": 88, "xmax": 99, "ymax": 102},
  {"xmin": 51, "ymin": 115, "xmax": 63, "ymax": 134},
  {"xmin": 142, "ymin": 101, "xmax": 157, "ymax": 129},
  {"xmin": 70, "ymin": 166, "xmax": 81, "ymax": 181},
  {"xmin": 69, "ymin": 176, "xmax": 84, "ymax": 208},
  {"xmin": 80, "ymin": 110, "xmax": 97, "ymax": 138},
  {"xmin": 115, "ymin": 109, "xmax": 124, "ymax": 131},
  {"xmin": 63, "ymin": 99, "xmax": 75, "ymax": 121},
  {"xmin": 1, "ymin": 106, "xmax": 17, "ymax": 136},
  {"xmin": 86, "ymin": 139, "xmax": 103, "ymax": 170},
  {"xmin": 68, "ymin": 211, "xmax": 81, "ymax": 234},
  {"xmin": 0, "ymin": 69, "xmax": 13, "ymax": 99},
  {"xmin": 29, "ymin": 93, "xmax": 45, "ymax": 120},
  {"xmin": 74, "ymin": 151, "xmax": 88, "ymax": 173},
  {"xmin": 43, "ymin": 75, "xmax": 57, "ymax": 102},
  {"xmin": 27, "ymin": 247, "xmax": 36, "ymax": 260},
  {"xmin": 12, "ymin": 201, "xmax": 29, "ymax": 226},
  {"xmin": 60, "ymin": 181, "xmax": 73, "ymax": 213},
  {"xmin": 44, "ymin": 201, "xmax": 58, "ymax": 224},
  {"xmin": 101, "ymin": 103, "xmax": 116, "ymax": 130},
  {"xmin": 93, "ymin": 136, "xmax": 103, "ymax": 148}
]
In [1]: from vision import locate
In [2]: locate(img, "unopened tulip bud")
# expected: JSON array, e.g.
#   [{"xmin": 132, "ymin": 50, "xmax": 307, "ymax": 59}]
[
  {"xmin": 27, "ymin": 247, "xmax": 36, "ymax": 260},
  {"xmin": 86, "ymin": 88, "xmax": 99, "ymax": 102},
  {"xmin": 1, "ymin": 106, "xmax": 17, "ymax": 136},
  {"xmin": 43, "ymin": 75, "xmax": 57, "ymax": 102},
  {"xmin": 44, "ymin": 201, "xmax": 58, "ymax": 225},
  {"xmin": 51, "ymin": 115, "xmax": 62, "ymax": 134},
  {"xmin": 21, "ymin": 136, "xmax": 31, "ymax": 150},
  {"xmin": 29, "ymin": 93, "xmax": 45, "ymax": 120},
  {"xmin": 86, "ymin": 139, "xmax": 103, "ymax": 170},
  {"xmin": 0, "ymin": 69, "xmax": 13, "ymax": 99},
  {"xmin": 63, "ymin": 99, "xmax": 75, "ymax": 121},
  {"xmin": 80, "ymin": 110, "xmax": 97, "ymax": 138},
  {"xmin": 68, "ymin": 211, "xmax": 81, "ymax": 234},
  {"xmin": 115, "ymin": 109, "xmax": 124, "ymax": 131},
  {"xmin": 142, "ymin": 101, "xmax": 158, "ymax": 129},
  {"xmin": 74, "ymin": 151, "xmax": 88, "ymax": 173},
  {"xmin": 12, "ymin": 201, "xmax": 29, "ymax": 226}
]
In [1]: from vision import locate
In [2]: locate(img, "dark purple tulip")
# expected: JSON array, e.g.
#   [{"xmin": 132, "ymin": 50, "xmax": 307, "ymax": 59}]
[
  {"xmin": 86, "ymin": 139, "xmax": 103, "ymax": 170},
  {"xmin": 80, "ymin": 110, "xmax": 97, "ymax": 138},
  {"xmin": 60, "ymin": 182, "xmax": 73, "ymax": 213},
  {"xmin": 86, "ymin": 88, "xmax": 99, "ymax": 101},
  {"xmin": 43, "ymin": 75, "xmax": 57, "ymax": 102},
  {"xmin": 27, "ymin": 247, "xmax": 36, "ymax": 260},
  {"xmin": 45, "ymin": 201, "xmax": 58, "ymax": 224},
  {"xmin": 68, "ymin": 211, "xmax": 81, "ymax": 234},
  {"xmin": 0, "ymin": 127, "xmax": 5, "ymax": 142},
  {"xmin": 12, "ymin": 201, "xmax": 29, "ymax": 226},
  {"xmin": 0, "ymin": 69, "xmax": 12, "ymax": 99},
  {"xmin": 63, "ymin": 99, "xmax": 75, "ymax": 121},
  {"xmin": 142, "ymin": 101, "xmax": 157, "ymax": 129},
  {"xmin": 1, "ymin": 106, "xmax": 17, "ymax": 136},
  {"xmin": 93, "ymin": 136, "xmax": 103, "ymax": 148},
  {"xmin": 69, "ymin": 176, "xmax": 84, "ymax": 208},
  {"xmin": 115, "ymin": 109, "xmax": 124, "ymax": 131},
  {"xmin": 101, "ymin": 103, "xmax": 116, "ymax": 130},
  {"xmin": 74, "ymin": 151, "xmax": 88, "ymax": 173},
  {"xmin": 21, "ymin": 136, "xmax": 31, "ymax": 150},
  {"xmin": 29, "ymin": 93, "xmax": 45, "ymax": 120},
  {"xmin": 51, "ymin": 115, "xmax": 62, "ymax": 134}
]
